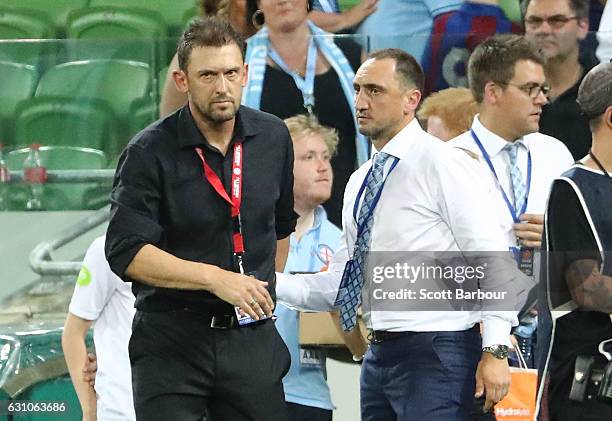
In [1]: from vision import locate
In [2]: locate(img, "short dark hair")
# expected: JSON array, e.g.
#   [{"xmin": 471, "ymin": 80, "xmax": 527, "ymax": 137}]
[
  {"xmin": 522, "ymin": 0, "xmax": 590, "ymax": 19},
  {"xmin": 577, "ymin": 63, "xmax": 612, "ymax": 129},
  {"xmin": 367, "ymin": 48, "xmax": 424, "ymax": 92},
  {"xmin": 177, "ymin": 17, "xmax": 245, "ymax": 72},
  {"xmin": 468, "ymin": 34, "xmax": 544, "ymax": 103}
]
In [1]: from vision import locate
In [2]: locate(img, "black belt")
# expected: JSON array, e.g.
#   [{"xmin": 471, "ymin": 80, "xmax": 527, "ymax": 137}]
[
  {"xmin": 137, "ymin": 308, "xmax": 272, "ymax": 330},
  {"xmin": 370, "ymin": 324, "xmax": 479, "ymax": 344}
]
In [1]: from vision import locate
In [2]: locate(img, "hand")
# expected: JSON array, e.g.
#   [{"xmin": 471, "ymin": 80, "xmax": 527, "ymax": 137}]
[
  {"xmin": 346, "ymin": 0, "xmax": 378, "ymax": 24},
  {"xmin": 82, "ymin": 353, "xmax": 97, "ymax": 387},
  {"xmin": 475, "ymin": 352, "xmax": 511, "ymax": 412},
  {"xmin": 513, "ymin": 213, "xmax": 543, "ymax": 248},
  {"xmin": 209, "ymin": 268, "xmax": 274, "ymax": 320},
  {"xmin": 510, "ymin": 334, "xmax": 518, "ymax": 349}
]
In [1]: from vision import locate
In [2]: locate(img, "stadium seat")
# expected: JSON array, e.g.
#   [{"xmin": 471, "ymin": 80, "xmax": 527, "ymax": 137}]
[
  {"xmin": 65, "ymin": 6, "xmax": 168, "ymax": 66},
  {"xmin": 89, "ymin": 0, "xmax": 196, "ymax": 36},
  {"xmin": 6, "ymin": 146, "xmax": 108, "ymax": 211},
  {"xmin": 0, "ymin": 61, "xmax": 38, "ymax": 145},
  {"xmin": 0, "ymin": 8, "xmax": 54, "ymax": 39},
  {"xmin": 1, "ymin": 0, "xmax": 89, "ymax": 37},
  {"xmin": 35, "ymin": 59, "xmax": 152, "ymax": 128},
  {"xmin": 14, "ymin": 97, "xmax": 120, "ymax": 154},
  {"xmin": 0, "ymin": 8, "xmax": 56, "ymax": 67}
]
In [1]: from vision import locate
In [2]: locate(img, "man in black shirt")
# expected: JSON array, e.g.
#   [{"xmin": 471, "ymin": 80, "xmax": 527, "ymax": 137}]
[
  {"xmin": 105, "ymin": 17, "xmax": 296, "ymax": 421},
  {"xmin": 524, "ymin": 0, "xmax": 596, "ymax": 160}
]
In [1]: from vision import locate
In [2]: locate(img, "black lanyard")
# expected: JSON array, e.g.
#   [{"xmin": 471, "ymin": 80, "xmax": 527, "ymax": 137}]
[{"xmin": 589, "ymin": 150, "xmax": 611, "ymax": 178}]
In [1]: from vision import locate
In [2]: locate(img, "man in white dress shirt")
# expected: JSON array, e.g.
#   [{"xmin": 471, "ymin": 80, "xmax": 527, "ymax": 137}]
[
  {"xmin": 451, "ymin": 35, "xmax": 574, "ymax": 370},
  {"xmin": 276, "ymin": 48, "xmax": 532, "ymax": 420}
]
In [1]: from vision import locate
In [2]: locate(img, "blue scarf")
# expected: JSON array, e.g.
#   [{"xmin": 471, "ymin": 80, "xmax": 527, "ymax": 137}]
[{"xmin": 242, "ymin": 21, "xmax": 369, "ymax": 165}]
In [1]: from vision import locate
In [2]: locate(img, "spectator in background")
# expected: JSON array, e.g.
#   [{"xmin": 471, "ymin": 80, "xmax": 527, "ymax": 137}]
[
  {"xmin": 160, "ymin": 0, "xmax": 376, "ymax": 117},
  {"xmin": 278, "ymin": 114, "xmax": 366, "ymax": 421},
  {"xmin": 523, "ymin": 0, "xmax": 596, "ymax": 160},
  {"xmin": 355, "ymin": 0, "xmax": 462, "ymax": 62},
  {"xmin": 242, "ymin": 0, "xmax": 368, "ymax": 228},
  {"xmin": 422, "ymin": 0, "xmax": 521, "ymax": 94},
  {"xmin": 62, "ymin": 236, "xmax": 136, "ymax": 421},
  {"xmin": 417, "ymin": 87, "xmax": 479, "ymax": 140}
]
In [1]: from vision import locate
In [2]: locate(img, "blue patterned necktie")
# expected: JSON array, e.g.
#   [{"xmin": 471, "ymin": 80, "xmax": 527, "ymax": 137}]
[
  {"xmin": 504, "ymin": 142, "xmax": 526, "ymax": 214},
  {"xmin": 336, "ymin": 152, "xmax": 391, "ymax": 331}
]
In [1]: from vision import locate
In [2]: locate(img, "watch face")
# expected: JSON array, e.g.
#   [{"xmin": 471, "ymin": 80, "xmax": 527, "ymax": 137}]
[{"xmin": 484, "ymin": 345, "xmax": 509, "ymax": 359}]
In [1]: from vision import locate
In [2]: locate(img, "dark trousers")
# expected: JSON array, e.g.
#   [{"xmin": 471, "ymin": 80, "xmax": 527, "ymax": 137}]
[
  {"xmin": 286, "ymin": 402, "xmax": 333, "ymax": 421},
  {"xmin": 129, "ymin": 309, "xmax": 291, "ymax": 421},
  {"xmin": 361, "ymin": 329, "xmax": 482, "ymax": 421}
]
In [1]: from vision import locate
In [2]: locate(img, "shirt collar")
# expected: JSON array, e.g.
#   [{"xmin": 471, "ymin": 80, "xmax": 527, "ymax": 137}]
[
  {"xmin": 373, "ymin": 117, "xmax": 423, "ymax": 160},
  {"xmin": 176, "ymin": 105, "xmax": 258, "ymax": 149},
  {"xmin": 472, "ymin": 114, "xmax": 525, "ymax": 157}
]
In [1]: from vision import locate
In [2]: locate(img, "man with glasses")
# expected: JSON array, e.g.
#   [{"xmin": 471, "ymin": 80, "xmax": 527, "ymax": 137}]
[
  {"xmin": 524, "ymin": 0, "xmax": 595, "ymax": 160},
  {"xmin": 451, "ymin": 35, "xmax": 574, "ymax": 417}
]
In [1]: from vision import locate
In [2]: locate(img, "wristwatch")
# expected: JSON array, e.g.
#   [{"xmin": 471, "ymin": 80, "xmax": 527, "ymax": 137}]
[{"xmin": 482, "ymin": 345, "xmax": 509, "ymax": 359}]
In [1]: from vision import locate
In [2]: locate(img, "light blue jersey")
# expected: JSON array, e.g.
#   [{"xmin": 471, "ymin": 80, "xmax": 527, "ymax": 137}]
[{"xmin": 275, "ymin": 206, "xmax": 341, "ymax": 410}]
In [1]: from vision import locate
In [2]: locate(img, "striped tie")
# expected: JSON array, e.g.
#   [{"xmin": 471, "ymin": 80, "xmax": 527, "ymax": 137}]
[
  {"xmin": 336, "ymin": 152, "xmax": 390, "ymax": 331},
  {"xmin": 504, "ymin": 142, "xmax": 526, "ymax": 214}
]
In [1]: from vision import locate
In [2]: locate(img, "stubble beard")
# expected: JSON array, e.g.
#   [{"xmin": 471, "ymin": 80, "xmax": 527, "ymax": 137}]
[{"xmin": 195, "ymin": 100, "xmax": 238, "ymax": 125}]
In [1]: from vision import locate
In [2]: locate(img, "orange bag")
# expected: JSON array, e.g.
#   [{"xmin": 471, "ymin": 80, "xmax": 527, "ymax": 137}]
[{"xmin": 495, "ymin": 347, "xmax": 538, "ymax": 420}]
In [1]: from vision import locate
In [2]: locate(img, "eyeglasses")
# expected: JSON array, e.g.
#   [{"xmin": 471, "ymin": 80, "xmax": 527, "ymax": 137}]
[
  {"xmin": 525, "ymin": 15, "xmax": 580, "ymax": 29},
  {"xmin": 500, "ymin": 82, "xmax": 551, "ymax": 99}
]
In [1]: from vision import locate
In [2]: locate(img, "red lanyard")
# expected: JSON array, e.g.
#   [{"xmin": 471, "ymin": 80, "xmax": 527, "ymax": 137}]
[{"xmin": 195, "ymin": 142, "xmax": 245, "ymax": 259}]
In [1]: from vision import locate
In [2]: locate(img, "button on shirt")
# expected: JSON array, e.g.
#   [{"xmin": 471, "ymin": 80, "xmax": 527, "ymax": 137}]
[
  {"xmin": 277, "ymin": 118, "xmax": 524, "ymax": 347},
  {"xmin": 451, "ymin": 116, "xmax": 575, "ymax": 247},
  {"xmin": 105, "ymin": 105, "xmax": 297, "ymax": 312}
]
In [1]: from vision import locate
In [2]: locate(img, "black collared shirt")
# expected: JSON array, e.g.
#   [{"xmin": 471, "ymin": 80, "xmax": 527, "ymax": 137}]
[
  {"xmin": 105, "ymin": 105, "xmax": 297, "ymax": 312},
  {"xmin": 539, "ymin": 67, "xmax": 594, "ymax": 161}
]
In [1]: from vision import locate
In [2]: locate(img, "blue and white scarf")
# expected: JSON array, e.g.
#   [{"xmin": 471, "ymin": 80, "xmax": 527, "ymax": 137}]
[{"xmin": 242, "ymin": 21, "xmax": 369, "ymax": 165}]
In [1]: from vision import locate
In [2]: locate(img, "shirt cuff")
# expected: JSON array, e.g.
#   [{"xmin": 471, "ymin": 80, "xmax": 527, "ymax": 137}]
[
  {"xmin": 275, "ymin": 272, "xmax": 303, "ymax": 309},
  {"xmin": 481, "ymin": 318, "xmax": 513, "ymax": 348}
]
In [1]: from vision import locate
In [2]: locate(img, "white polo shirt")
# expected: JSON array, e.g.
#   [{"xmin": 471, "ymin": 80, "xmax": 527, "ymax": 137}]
[{"xmin": 68, "ymin": 235, "xmax": 136, "ymax": 421}]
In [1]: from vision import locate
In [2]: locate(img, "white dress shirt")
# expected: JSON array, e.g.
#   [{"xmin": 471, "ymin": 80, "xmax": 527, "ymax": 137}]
[
  {"xmin": 277, "ymin": 118, "xmax": 527, "ymax": 347},
  {"xmin": 451, "ymin": 116, "xmax": 575, "ymax": 247}
]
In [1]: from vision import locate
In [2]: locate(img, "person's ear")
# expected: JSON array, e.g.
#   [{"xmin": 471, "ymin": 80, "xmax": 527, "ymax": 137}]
[
  {"xmin": 483, "ymin": 81, "xmax": 501, "ymax": 106},
  {"xmin": 172, "ymin": 69, "xmax": 189, "ymax": 94},
  {"xmin": 403, "ymin": 88, "xmax": 421, "ymax": 115},
  {"xmin": 576, "ymin": 17, "xmax": 589, "ymax": 41}
]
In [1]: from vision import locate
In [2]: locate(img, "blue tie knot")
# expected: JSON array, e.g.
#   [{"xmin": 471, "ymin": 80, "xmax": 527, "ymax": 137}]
[
  {"xmin": 373, "ymin": 152, "xmax": 390, "ymax": 170},
  {"xmin": 503, "ymin": 142, "xmax": 522, "ymax": 163}
]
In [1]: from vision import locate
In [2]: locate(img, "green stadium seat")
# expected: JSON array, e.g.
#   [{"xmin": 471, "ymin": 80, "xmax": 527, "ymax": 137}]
[
  {"xmin": 0, "ymin": 8, "xmax": 54, "ymax": 39},
  {"xmin": 90, "ymin": 0, "xmax": 197, "ymax": 36},
  {"xmin": 1, "ymin": 0, "xmax": 89, "ymax": 37},
  {"xmin": 65, "ymin": 6, "xmax": 168, "ymax": 66},
  {"xmin": 0, "ymin": 61, "xmax": 38, "ymax": 145},
  {"xmin": 6, "ymin": 146, "xmax": 108, "ymax": 211},
  {"xmin": 14, "ymin": 97, "xmax": 120, "ymax": 154},
  {"xmin": 0, "ymin": 9, "xmax": 56, "ymax": 67},
  {"xmin": 35, "ymin": 59, "xmax": 152, "ymax": 129}
]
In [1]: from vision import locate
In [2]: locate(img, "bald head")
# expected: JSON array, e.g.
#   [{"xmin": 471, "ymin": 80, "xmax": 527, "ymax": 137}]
[{"xmin": 577, "ymin": 63, "xmax": 612, "ymax": 129}]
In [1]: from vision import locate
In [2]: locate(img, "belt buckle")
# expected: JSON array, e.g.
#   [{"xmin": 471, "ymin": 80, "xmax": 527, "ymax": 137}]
[
  {"xmin": 210, "ymin": 315, "xmax": 235, "ymax": 329},
  {"xmin": 368, "ymin": 331, "xmax": 383, "ymax": 344}
]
